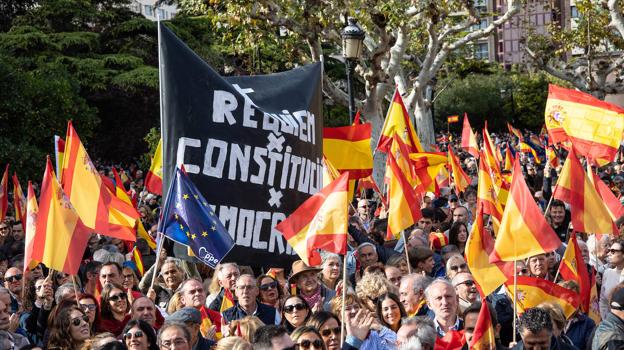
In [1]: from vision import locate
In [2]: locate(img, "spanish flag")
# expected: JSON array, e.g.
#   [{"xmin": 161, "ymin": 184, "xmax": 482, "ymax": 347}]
[
  {"xmin": 220, "ymin": 288, "xmax": 235, "ymax": 313},
  {"xmin": 589, "ymin": 168, "xmax": 624, "ymax": 223},
  {"xmin": 503, "ymin": 145, "xmax": 514, "ymax": 172},
  {"xmin": 32, "ymin": 158, "xmax": 91, "ymax": 275},
  {"xmin": 387, "ymin": 143, "xmax": 422, "ymax": 239},
  {"xmin": 112, "ymin": 168, "xmax": 156, "ymax": 250},
  {"xmin": 448, "ymin": 147, "xmax": 471, "ymax": 193},
  {"xmin": 553, "ymin": 149, "xmax": 615, "ymax": 235},
  {"xmin": 0, "ymin": 164, "xmax": 8, "ymax": 221},
  {"xmin": 323, "ymin": 123, "xmax": 373, "ymax": 179},
  {"xmin": 12, "ymin": 173, "xmax": 26, "ymax": 223},
  {"xmin": 545, "ymin": 84, "xmax": 624, "ymax": 164},
  {"xmin": 491, "ymin": 159, "xmax": 560, "ymax": 262},
  {"xmin": 275, "ymin": 172, "xmax": 349, "ymax": 266},
  {"xmin": 507, "ymin": 122, "xmax": 523, "ymax": 140},
  {"xmin": 410, "ymin": 152, "xmax": 447, "ymax": 193},
  {"xmin": 476, "ymin": 154, "xmax": 503, "ymax": 224},
  {"xmin": 546, "ymin": 147, "xmax": 560, "ymax": 168},
  {"xmin": 466, "ymin": 209, "xmax": 509, "ymax": 296},
  {"xmin": 447, "ymin": 115, "xmax": 460, "ymax": 123},
  {"xmin": 468, "ymin": 302, "xmax": 497, "ymax": 350},
  {"xmin": 505, "ymin": 276, "xmax": 580, "ymax": 319},
  {"xmin": 519, "ymin": 142, "xmax": 541, "ymax": 164},
  {"xmin": 377, "ymin": 88, "xmax": 424, "ymax": 153},
  {"xmin": 145, "ymin": 138, "xmax": 163, "ymax": 195},
  {"xmin": 461, "ymin": 113, "xmax": 479, "ymax": 158},
  {"xmin": 131, "ymin": 246, "xmax": 144, "ymax": 276},
  {"xmin": 54, "ymin": 135, "xmax": 65, "ymax": 180},
  {"xmin": 61, "ymin": 122, "xmax": 139, "ymax": 242},
  {"xmin": 558, "ymin": 233, "xmax": 591, "ymax": 314},
  {"xmin": 483, "ymin": 122, "xmax": 501, "ymax": 164},
  {"xmin": 23, "ymin": 181, "xmax": 39, "ymax": 273}
]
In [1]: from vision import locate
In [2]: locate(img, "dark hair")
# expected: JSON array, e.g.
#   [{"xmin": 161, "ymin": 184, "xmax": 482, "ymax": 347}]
[
  {"xmin": 375, "ymin": 293, "xmax": 407, "ymax": 331},
  {"xmin": 408, "ymin": 246, "xmax": 434, "ymax": 269},
  {"xmin": 157, "ymin": 322, "xmax": 191, "ymax": 346},
  {"xmin": 123, "ymin": 319, "xmax": 158, "ymax": 350},
  {"xmin": 518, "ymin": 308, "xmax": 553, "ymax": 335},
  {"xmin": 448, "ymin": 222, "xmax": 468, "ymax": 247},
  {"xmin": 81, "ymin": 260, "xmax": 102, "ymax": 284},
  {"xmin": 550, "ymin": 199, "xmax": 566, "ymax": 210},
  {"xmin": 386, "ymin": 255, "xmax": 407, "ymax": 269},
  {"xmin": 257, "ymin": 274, "xmax": 284, "ymax": 301},
  {"xmin": 421, "ymin": 208, "xmax": 435, "ymax": 219},
  {"xmin": 252, "ymin": 325, "xmax": 289, "ymax": 346},
  {"xmin": 78, "ymin": 293, "xmax": 101, "ymax": 333},
  {"xmin": 462, "ymin": 301, "xmax": 498, "ymax": 326},
  {"xmin": 48, "ymin": 305, "xmax": 89, "ymax": 350},
  {"xmin": 280, "ymin": 295, "xmax": 310, "ymax": 332},
  {"xmin": 101, "ymin": 261, "xmax": 123, "ymax": 275},
  {"xmin": 306, "ymin": 311, "xmax": 340, "ymax": 331},
  {"xmin": 100, "ymin": 282, "xmax": 129, "ymax": 319},
  {"xmin": 291, "ymin": 326, "xmax": 326, "ymax": 350},
  {"xmin": 100, "ymin": 342, "xmax": 128, "ymax": 350}
]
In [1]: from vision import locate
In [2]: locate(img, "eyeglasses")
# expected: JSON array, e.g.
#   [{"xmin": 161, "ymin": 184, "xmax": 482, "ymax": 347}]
[
  {"xmin": 124, "ymin": 330, "xmax": 144, "ymax": 340},
  {"xmin": 259, "ymin": 281, "xmax": 278, "ymax": 291},
  {"xmin": 160, "ymin": 338, "xmax": 188, "ymax": 349},
  {"xmin": 71, "ymin": 315, "xmax": 90, "ymax": 326},
  {"xmin": 123, "ymin": 274, "xmax": 134, "ymax": 280},
  {"xmin": 608, "ymin": 248, "xmax": 623, "ymax": 254},
  {"xmin": 449, "ymin": 263, "xmax": 467, "ymax": 271},
  {"xmin": 5, "ymin": 275, "xmax": 22, "ymax": 282},
  {"xmin": 284, "ymin": 303, "xmax": 307, "ymax": 313},
  {"xmin": 297, "ymin": 339, "xmax": 324, "ymax": 349},
  {"xmin": 456, "ymin": 280, "xmax": 475, "ymax": 287},
  {"xmin": 320, "ymin": 327, "xmax": 341, "ymax": 337},
  {"xmin": 109, "ymin": 292, "xmax": 127, "ymax": 302},
  {"xmin": 358, "ymin": 205, "xmax": 369, "ymax": 209},
  {"xmin": 81, "ymin": 303, "xmax": 97, "ymax": 311}
]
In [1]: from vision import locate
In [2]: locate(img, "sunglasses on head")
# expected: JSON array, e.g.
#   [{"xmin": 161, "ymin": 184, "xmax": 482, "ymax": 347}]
[
  {"xmin": 124, "ymin": 330, "xmax": 144, "ymax": 340},
  {"xmin": 284, "ymin": 303, "xmax": 307, "ymax": 313},
  {"xmin": 320, "ymin": 327, "xmax": 341, "ymax": 337},
  {"xmin": 109, "ymin": 292, "xmax": 127, "ymax": 302},
  {"xmin": 259, "ymin": 281, "xmax": 278, "ymax": 291},
  {"xmin": 5, "ymin": 274, "xmax": 22, "ymax": 282},
  {"xmin": 71, "ymin": 315, "xmax": 90, "ymax": 326},
  {"xmin": 298, "ymin": 339, "xmax": 324, "ymax": 349},
  {"xmin": 450, "ymin": 263, "xmax": 467, "ymax": 271}
]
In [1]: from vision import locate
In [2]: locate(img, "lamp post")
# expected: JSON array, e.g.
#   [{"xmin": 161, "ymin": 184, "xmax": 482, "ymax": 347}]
[{"xmin": 341, "ymin": 17, "xmax": 365, "ymax": 124}]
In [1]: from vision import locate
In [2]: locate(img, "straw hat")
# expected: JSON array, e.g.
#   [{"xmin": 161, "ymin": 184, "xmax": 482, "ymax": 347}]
[{"xmin": 288, "ymin": 260, "xmax": 321, "ymax": 284}]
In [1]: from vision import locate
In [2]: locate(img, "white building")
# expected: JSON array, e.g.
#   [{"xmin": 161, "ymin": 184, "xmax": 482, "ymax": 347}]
[{"xmin": 129, "ymin": 0, "xmax": 178, "ymax": 21}]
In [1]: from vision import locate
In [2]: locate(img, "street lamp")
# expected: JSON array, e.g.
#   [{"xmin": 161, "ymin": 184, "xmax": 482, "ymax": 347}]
[{"xmin": 342, "ymin": 17, "xmax": 365, "ymax": 123}]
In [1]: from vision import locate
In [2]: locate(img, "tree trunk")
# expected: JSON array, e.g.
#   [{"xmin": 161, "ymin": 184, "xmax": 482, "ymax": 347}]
[
  {"xmin": 362, "ymin": 96, "xmax": 387, "ymax": 194},
  {"xmin": 413, "ymin": 86, "xmax": 435, "ymax": 150}
]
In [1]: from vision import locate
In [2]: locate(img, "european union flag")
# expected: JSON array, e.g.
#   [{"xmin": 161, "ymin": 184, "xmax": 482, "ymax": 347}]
[{"xmin": 159, "ymin": 168, "xmax": 235, "ymax": 268}]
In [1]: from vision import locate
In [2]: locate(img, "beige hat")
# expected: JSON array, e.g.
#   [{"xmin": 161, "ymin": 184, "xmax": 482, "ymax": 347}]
[{"xmin": 288, "ymin": 260, "xmax": 321, "ymax": 284}]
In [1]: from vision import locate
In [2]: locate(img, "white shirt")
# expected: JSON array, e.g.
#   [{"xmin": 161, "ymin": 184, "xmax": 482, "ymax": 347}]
[{"xmin": 599, "ymin": 267, "xmax": 624, "ymax": 319}]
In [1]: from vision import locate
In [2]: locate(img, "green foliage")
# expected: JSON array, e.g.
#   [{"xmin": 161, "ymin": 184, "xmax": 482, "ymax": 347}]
[{"xmin": 140, "ymin": 127, "xmax": 161, "ymax": 170}]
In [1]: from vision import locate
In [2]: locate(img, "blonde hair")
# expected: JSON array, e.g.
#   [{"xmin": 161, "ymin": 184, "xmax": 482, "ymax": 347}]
[
  {"xmin": 329, "ymin": 293, "xmax": 363, "ymax": 321},
  {"xmin": 166, "ymin": 291, "xmax": 183, "ymax": 314},
  {"xmin": 537, "ymin": 302, "xmax": 566, "ymax": 330},
  {"xmin": 228, "ymin": 316, "xmax": 265, "ymax": 342},
  {"xmin": 355, "ymin": 272, "xmax": 398, "ymax": 303},
  {"xmin": 214, "ymin": 336, "xmax": 253, "ymax": 350}
]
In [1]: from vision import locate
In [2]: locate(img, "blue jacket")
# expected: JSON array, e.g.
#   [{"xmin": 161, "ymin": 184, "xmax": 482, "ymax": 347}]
[
  {"xmin": 565, "ymin": 313, "xmax": 595, "ymax": 350},
  {"xmin": 222, "ymin": 302, "xmax": 278, "ymax": 325}
]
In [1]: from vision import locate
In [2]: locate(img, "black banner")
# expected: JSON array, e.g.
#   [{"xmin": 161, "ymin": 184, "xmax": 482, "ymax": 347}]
[{"xmin": 159, "ymin": 23, "xmax": 323, "ymax": 268}]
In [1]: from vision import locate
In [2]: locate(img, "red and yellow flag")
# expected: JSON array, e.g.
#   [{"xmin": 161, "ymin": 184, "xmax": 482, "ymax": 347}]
[
  {"xmin": 32, "ymin": 158, "xmax": 91, "ymax": 275},
  {"xmin": 131, "ymin": 246, "xmax": 144, "ymax": 276},
  {"xmin": 61, "ymin": 122, "xmax": 139, "ymax": 241},
  {"xmin": 465, "ymin": 209, "xmax": 509, "ymax": 297},
  {"xmin": 220, "ymin": 288, "xmax": 235, "ymax": 313},
  {"xmin": 23, "ymin": 181, "xmax": 39, "ymax": 273},
  {"xmin": 461, "ymin": 113, "xmax": 479, "ymax": 158},
  {"xmin": 447, "ymin": 115, "xmax": 460, "ymax": 123},
  {"xmin": 469, "ymin": 301, "xmax": 496, "ymax": 350},
  {"xmin": 546, "ymin": 147, "xmax": 560, "ymax": 168},
  {"xmin": 507, "ymin": 122, "xmax": 523, "ymax": 140},
  {"xmin": 54, "ymin": 135, "xmax": 65, "ymax": 179},
  {"xmin": 519, "ymin": 142, "xmax": 541, "ymax": 164},
  {"xmin": 589, "ymin": 168, "xmax": 624, "ymax": 223},
  {"xmin": 0, "ymin": 164, "xmax": 8, "ymax": 221},
  {"xmin": 145, "ymin": 138, "xmax": 163, "ymax": 195},
  {"xmin": 505, "ymin": 276, "xmax": 580, "ymax": 319},
  {"xmin": 275, "ymin": 172, "xmax": 349, "ymax": 266},
  {"xmin": 448, "ymin": 147, "xmax": 471, "ymax": 193},
  {"xmin": 377, "ymin": 88, "xmax": 424, "ymax": 154},
  {"xmin": 410, "ymin": 152, "xmax": 447, "ymax": 192},
  {"xmin": 545, "ymin": 84, "xmax": 624, "ymax": 164},
  {"xmin": 387, "ymin": 144, "xmax": 422, "ymax": 239},
  {"xmin": 483, "ymin": 122, "xmax": 501, "ymax": 164},
  {"xmin": 553, "ymin": 149, "xmax": 615, "ymax": 235},
  {"xmin": 323, "ymin": 123, "xmax": 373, "ymax": 179},
  {"xmin": 12, "ymin": 173, "xmax": 26, "ymax": 223},
  {"xmin": 491, "ymin": 159, "xmax": 561, "ymax": 262},
  {"xmin": 503, "ymin": 145, "xmax": 514, "ymax": 172},
  {"xmin": 476, "ymin": 154, "xmax": 503, "ymax": 224},
  {"xmin": 558, "ymin": 233, "xmax": 591, "ymax": 314}
]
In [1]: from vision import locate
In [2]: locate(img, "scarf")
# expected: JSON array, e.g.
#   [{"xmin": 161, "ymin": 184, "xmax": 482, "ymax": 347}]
[{"xmin": 301, "ymin": 285, "xmax": 322, "ymax": 309}]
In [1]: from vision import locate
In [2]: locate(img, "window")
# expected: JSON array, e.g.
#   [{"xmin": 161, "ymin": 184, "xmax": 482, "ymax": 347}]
[
  {"xmin": 471, "ymin": 19, "xmax": 489, "ymax": 31},
  {"xmin": 475, "ymin": 43, "xmax": 489, "ymax": 60},
  {"xmin": 571, "ymin": 6, "xmax": 579, "ymax": 18},
  {"xmin": 144, "ymin": 5, "xmax": 153, "ymax": 16},
  {"xmin": 157, "ymin": 8, "xmax": 166, "ymax": 19}
]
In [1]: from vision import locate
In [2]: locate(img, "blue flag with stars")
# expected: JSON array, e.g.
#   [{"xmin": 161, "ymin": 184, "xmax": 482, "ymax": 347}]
[{"xmin": 159, "ymin": 168, "xmax": 235, "ymax": 268}]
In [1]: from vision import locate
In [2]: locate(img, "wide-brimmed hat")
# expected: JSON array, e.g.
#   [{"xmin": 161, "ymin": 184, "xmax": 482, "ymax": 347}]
[{"xmin": 288, "ymin": 260, "xmax": 322, "ymax": 284}]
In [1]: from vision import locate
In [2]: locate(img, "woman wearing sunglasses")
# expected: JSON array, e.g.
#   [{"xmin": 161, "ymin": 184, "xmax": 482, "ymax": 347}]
[
  {"xmin": 78, "ymin": 292, "xmax": 101, "ymax": 334},
  {"xmin": 291, "ymin": 326, "xmax": 326, "ymax": 350},
  {"xmin": 122, "ymin": 319, "xmax": 158, "ymax": 350},
  {"xmin": 257, "ymin": 274, "xmax": 284, "ymax": 310},
  {"xmin": 47, "ymin": 305, "xmax": 91, "ymax": 350},
  {"xmin": 306, "ymin": 311, "xmax": 341, "ymax": 350},
  {"xmin": 99, "ymin": 282, "xmax": 131, "ymax": 336},
  {"xmin": 281, "ymin": 295, "xmax": 311, "ymax": 333}
]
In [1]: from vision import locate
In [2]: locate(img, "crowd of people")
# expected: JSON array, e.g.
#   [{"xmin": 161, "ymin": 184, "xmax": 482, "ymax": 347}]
[{"xmin": 1, "ymin": 130, "xmax": 624, "ymax": 350}]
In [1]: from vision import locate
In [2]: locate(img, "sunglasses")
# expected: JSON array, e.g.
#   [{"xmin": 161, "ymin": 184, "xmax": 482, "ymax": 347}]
[
  {"xmin": 259, "ymin": 281, "xmax": 278, "ymax": 291},
  {"xmin": 71, "ymin": 315, "xmax": 90, "ymax": 326},
  {"xmin": 519, "ymin": 268, "xmax": 528, "ymax": 274},
  {"xmin": 457, "ymin": 280, "xmax": 475, "ymax": 287},
  {"xmin": 81, "ymin": 303, "xmax": 97, "ymax": 311},
  {"xmin": 320, "ymin": 327, "xmax": 341, "ymax": 337},
  {"xmin": 56, "ymin": 274, "xmax": 67, "ymax": 279},
  {"xmin": 608, "ymin": 248, "xmax": 623, "ymax": 254},
  {"xmin": 284, "ymin": 303, "xmax": 307, "ymax": 313},
  {"xmin": 109, "ymin": 292, "xmax": 127, "ymax": 302},
  {"xmin": 297, "ymin": 339, "xmax": 324, "ymax": 349},
  {"xmin": 124, "ymin": 330, "xmax": 144, "ymax": 340},
  {"xmin": 5, "ymin": 275, "xmax": 22, "ymax": 282},
  {"xmin": 449, "ymin": 263, "xmax": 467, "ymax": 271}
]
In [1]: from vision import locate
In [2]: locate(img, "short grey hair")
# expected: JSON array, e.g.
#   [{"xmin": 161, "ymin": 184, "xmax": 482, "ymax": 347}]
[
  {"xmin": 424, "ymin": 278, "xmax": 455, "ymax": 303},
  {"xmin": 399, "ymin": 316, "xmax": 436, "ymax": 348},
  {"xmin": 55, "ymin": 282, "xmax": 79, "ymax": 304},
  {"xmin": 159, "ymin": 257, "xmax": 183, "ymax": 276},
  {"xmin": 403, "ymin": 273, "xmax": 433, "ymax": 294},
  {"xmin": 357, "ymin": 242, "xmax": 375, "ymax": 253},
  {"xmin": 445, "ymin": 255, "xmax": 466, "ymax": 272},
  {"xmin": 321, "ymin": 252, "xmax": 342, "ymax": 268},
  {"xmin": 158, "ymin": 322, "xmax": 191, "ymax": 345},
  {"xmin": 93, "ymin": 248, "xmax": 125, "ymax": 266},
  {"xmin": 216, "ymin": 262, "xmax": 239, "ymax": 280}
]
